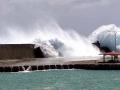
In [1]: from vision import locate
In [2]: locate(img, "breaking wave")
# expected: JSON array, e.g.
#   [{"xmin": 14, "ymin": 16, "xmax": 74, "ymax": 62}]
[
  {"xmin": 3, "ymin": 22, "xmax": 120, "ymax": 58},
  {"xmin": 34, "ymin": 22, "xmax": 100, "ymax": 57},
  {"xmin": 89, "ymin": 24, "xmax": 120, "ymax": 51}
]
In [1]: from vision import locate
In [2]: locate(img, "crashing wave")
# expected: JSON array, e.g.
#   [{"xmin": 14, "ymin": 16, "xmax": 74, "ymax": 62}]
[
  {"xmin": 89, "ymin": 24, "xmax": 120, "ymax": 51},
  {"xmin": 34, "ymin": 39, "xmax": 59, "ymax": 57},
  {"xmin": 34, "ymin": 23, "xmax": 100, "ymax": 57}
]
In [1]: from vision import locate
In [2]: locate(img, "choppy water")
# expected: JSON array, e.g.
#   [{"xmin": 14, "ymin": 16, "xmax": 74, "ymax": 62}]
[{"xmin": 0, "ymin": 70, "xmax": 120, "ymax": 90}]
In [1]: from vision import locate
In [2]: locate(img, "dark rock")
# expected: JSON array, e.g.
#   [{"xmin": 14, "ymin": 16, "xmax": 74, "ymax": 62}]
[
  {"xmin": 93, "ymin": 41, "xmax": 111, "ymax": 52},
  {"xmin": 34, "ymin": 47, "xmax": 45, "ymax": 58}
]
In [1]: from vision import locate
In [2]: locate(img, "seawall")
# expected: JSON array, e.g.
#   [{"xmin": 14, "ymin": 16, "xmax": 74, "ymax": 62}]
[
  {"xmin": 0, "ymin": 44, "xmax": 45, "ymax": 59},
  {"xmin": 0, "ymin": 44, "xmax": 120, "ymax": 72},
  {"xmin": 0, "ymin": 58, "xmax": 120, "ymax": 72},
  {"xmin": 2, "ymin": 63, "xmax": 120, "ymax": 72}
]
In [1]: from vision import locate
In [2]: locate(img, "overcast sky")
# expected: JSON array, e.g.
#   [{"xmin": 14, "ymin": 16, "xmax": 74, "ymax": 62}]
[{"xmin": 0, "ymin": 0, "xmax": 120, "ymax": 36}]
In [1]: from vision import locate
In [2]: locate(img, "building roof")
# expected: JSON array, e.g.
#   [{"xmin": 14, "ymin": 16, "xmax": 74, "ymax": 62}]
[{"xmin": 100, "ymin": 51, "xmax": 120, "ymax": 55}]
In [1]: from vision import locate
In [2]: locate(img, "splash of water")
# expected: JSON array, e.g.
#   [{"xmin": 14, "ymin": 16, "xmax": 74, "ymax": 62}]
[
  {"xmin": 89, "ymin": 24, "xmax": 120, "ymax": 51},
  {"xmin": 34, "ymin": 22, "xmax": 100, "ymax": 57},
  {"xmin": 0, "ymin": 22, "xmax": 100, "ymax": 57},
  {"xmin": 2, "ymin": 23, "xmax": 120, "ymax": 58}
]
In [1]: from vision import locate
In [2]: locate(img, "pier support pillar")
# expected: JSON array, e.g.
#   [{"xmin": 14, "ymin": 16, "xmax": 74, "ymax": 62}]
[{"xmin": 103, "ymin": 55, "xmax": 105, "ymax": 62}]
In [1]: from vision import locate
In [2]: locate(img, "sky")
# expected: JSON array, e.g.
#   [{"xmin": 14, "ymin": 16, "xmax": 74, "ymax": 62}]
[{"xmin": 0, "ymin": 0, "xmax": 120, "ymax": 36}]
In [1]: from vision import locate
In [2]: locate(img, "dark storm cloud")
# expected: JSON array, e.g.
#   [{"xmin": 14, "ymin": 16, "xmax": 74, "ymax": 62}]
[{"xmin": 0, "ymin": 0, "xmax": 119, "ymax": 36}]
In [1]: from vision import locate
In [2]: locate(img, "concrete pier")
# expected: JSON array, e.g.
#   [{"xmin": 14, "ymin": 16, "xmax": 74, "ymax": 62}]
[
  {"xmin": 0, "ymin": 58, "xmax": 120, "ymax": 72},
  {"xmin": 0, "ymin": 44, "xmax": 120, "ymax": 72}
]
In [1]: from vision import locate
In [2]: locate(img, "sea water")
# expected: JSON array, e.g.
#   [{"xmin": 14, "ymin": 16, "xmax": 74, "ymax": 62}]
[{"xmin": 0, "ymin": 70, "xmax": 120, "ymax": 90}]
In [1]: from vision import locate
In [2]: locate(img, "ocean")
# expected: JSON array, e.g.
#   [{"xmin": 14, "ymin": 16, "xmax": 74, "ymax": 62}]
[{"xmin": 0, "ymin": 69, "xmax": 120, "ymax": 90}]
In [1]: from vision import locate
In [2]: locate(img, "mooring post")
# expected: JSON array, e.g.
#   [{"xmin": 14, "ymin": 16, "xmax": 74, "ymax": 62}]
[{"xmin": 103, "ymin": 55, "xmax": 105, "ymax": 62}]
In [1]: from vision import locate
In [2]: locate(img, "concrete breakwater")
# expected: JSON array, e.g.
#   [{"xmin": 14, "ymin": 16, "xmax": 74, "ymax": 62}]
[
  {"xmin": 1, "ymin": 61, "xmax": 120, "ymax": 72},
  {"xmin": 0, "ymin": 44, "xmax": 45, "ymax": 60},
  {"xmin": 0, "ymin": 44, "xmax": 120, "ymax": 72},
  {"xmin": 0, "ymin": 56, "xmax": 120, "ymax": 72}
]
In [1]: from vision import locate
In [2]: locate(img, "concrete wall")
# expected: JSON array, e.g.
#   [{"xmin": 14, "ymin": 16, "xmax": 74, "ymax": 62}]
[{"xmin": 0, "ymin": 44, "xmax": 35, "ymax": 59}]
